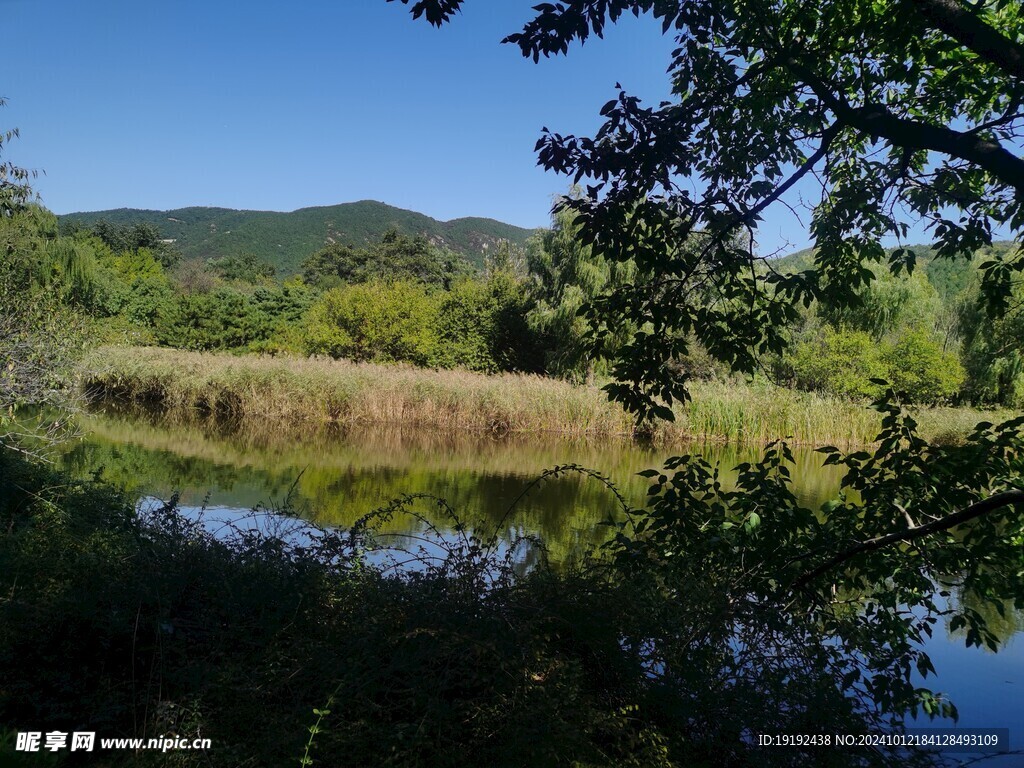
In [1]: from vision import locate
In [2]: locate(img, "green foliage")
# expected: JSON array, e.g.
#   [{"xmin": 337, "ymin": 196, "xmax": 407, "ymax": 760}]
[
  {"xmin": 432, "ymin": 272, "xmax": 543, "ymax": 373},
  {"xmin": 432, "ymin": 278, "xmax": 498, "ymax": 371},
  {"xmin": 304, "ymin": 279, "xmax": 440, "ymax": 364},
  {"xmin": 790, "ymin": 326, "xmax": 964, "ymax": 404},
  {"xmin": 791, "ymin": 327, "xmax": 889, "ymax": 400},
  {"xmin": 154, "ymin": 289, "xmax": 274, "ymax": 351},
  {"xmin": 882, "ymin": 329, "xmax": 965, "ymax": 405},
  {"xmin": 83, "ymin": 219, "xmax": 181, "ymax": 267},
  {"xmin": 0, "ymin": 270, "xmax": 84, "ymax": 436},
  {"xmin": 820, "ymin": 266, "xmax": 943, "ymax": 342},
  {"xmin": 959, "ymin": 276, "xmax": 1024, "ymax": 408},
  {"xmin": 394, "ymin": 0, "xmax": 1024, "ymax": 420},
  {"xmin": 89, "ymin": 243, "xmax": 176, "ymax": 327},
  {"xmin": 776, "ymin": 260, "xmax": 966, "ymax": 404},
  {"xmin": 526, "ymin": 205, "xmax": 637, "ymax": 383},
  {"xmin": 484, "ymin": 268, "xmax": 545, "ymax": 373},
  {"xmin": 924, "ymin": 248, "xmax": 982, "ymax": 303},
  {"xmin": 301, "ymin": 242, "xmax": 361, "ymax": 289},
  {"xmin": 207, "ymin": 251, "xmax": 276, "ymax": 283},
  {"xmin": 599, "ymin": 395, "xmax": 1024, "ymax": 762},
  {"xmin": 0, "ymin": 101, "xmax": 35, "ymax": 217},
  {"xmin": 0, "ymin": 205, "xmax": 89, "ymax": 443},
  {"xmin": 247, "ymin": 280, "xmax": 315, "ymax": 353},
  {"xmin": 0, "ymin": 205, "xmax": 100, "ymax": 304},
  {"xmin": 302, "ymin": 228, "xmax": 472, "ymax": 289}
]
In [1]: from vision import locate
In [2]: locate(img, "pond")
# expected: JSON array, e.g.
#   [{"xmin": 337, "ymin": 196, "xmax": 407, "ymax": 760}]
[{"xmin": 61, "ymin": 408, "xmax": 1024, "ymax": 762}]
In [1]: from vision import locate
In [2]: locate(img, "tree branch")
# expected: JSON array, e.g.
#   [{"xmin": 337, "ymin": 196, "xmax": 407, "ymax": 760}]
[
  {"xmin": 789, "ymin": 58, "xmax": 1024, "ymax": 195},
  {"xmin": 792, "ymin": 489, "xmax": 1024, "ymax": 590},
  {"xmin": 909, "ymin": 0, "xmax": 1024, "ymax": 81},
  {"xmin": 737, "ymin": 123, "xmax": 841, "ymax": 225}
]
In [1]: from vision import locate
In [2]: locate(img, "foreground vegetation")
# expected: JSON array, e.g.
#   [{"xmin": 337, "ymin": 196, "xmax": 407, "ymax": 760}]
[{"xmin": 81, "ymin": 346, "xmax": 1016, "ymax": 445}]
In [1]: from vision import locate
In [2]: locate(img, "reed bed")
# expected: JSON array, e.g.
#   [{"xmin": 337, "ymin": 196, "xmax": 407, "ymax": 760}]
[
  {"xmin": 80, "ymin": 346, "xmax": 635, "ymax": 438},
  {"xmin": 79, "ymin": 346, "xmax": 1017, "ymax": 446}
]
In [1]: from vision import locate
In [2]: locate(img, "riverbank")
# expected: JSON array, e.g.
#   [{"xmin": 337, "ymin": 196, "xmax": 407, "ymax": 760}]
[{"xmin": 79, "ymin": 346, "xmax": 1016, "ymax": 445}]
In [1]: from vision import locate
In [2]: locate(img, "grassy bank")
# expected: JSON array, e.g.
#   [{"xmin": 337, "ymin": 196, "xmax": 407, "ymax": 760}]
[{"xmin": 79, "ymin": 346, "xmax": 1016, "ymax": 445}]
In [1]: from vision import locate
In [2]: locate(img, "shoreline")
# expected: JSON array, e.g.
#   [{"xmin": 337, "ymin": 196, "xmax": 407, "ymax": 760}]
[{"xmin": 78, "ymin": 346, "xmax": 1018, "ymax": 447}]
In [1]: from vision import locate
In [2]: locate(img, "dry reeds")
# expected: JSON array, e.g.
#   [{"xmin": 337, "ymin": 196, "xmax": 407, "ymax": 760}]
[
  {"xmin": 79, "ymin": 346, "xmax": 1017, "ymax": 446},
  {"xmin": 80, "ymin": 346, "xmax": 635, "ymax": 437}
]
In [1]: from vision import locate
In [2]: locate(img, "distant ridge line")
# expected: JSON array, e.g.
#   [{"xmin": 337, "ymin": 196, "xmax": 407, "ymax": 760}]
[{"xmin": 60, "ymin": 199, "xmax": 539, "ymax": 274}]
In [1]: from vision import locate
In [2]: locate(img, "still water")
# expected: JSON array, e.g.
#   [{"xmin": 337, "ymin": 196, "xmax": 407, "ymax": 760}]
[{"xmin": 61, "ymin": 409, "xmax": 1023, "ymax": 762}]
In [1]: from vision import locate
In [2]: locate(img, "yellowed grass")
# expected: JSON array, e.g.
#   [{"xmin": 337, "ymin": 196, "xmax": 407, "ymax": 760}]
[
  {"xmin": 80, "ymin": 346, "xmax": 635, "ymax": 437},
  {"xmin": 78, "ymin": 346, "xmax": 1017, "ymax": 446}
]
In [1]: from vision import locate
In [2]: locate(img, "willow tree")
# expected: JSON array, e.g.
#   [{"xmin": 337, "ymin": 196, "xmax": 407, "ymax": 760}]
[
  {"xmin": 526, "ymin": 206, "xmax": 639, "ymax": 383},
  {"xmin": 389, "ymin": 0, "xmax": 1024, "ymax": 418},
  {"xmin": 1, "ymin": 108, "xmax": 89, "ymax": 448}
]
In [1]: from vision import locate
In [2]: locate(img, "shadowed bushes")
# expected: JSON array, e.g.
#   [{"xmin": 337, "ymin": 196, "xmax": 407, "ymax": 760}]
[
  {"xmin": 0, "ymin": 449, "xmax": 679, "ymax": 767},
  {"xmin": 8, "ymin": 405, "xmax": 1014, "ymax": 767}
]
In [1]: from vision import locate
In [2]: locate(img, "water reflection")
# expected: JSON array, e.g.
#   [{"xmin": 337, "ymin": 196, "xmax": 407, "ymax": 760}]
[{"xmin": 62, "ymin": 408, "xmax": 847, "ymax": 563}]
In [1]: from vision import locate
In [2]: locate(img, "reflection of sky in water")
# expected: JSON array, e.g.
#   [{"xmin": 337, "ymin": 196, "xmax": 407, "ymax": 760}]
[
  {"xmin": 138, "ymin": 498, "xmax": 532, "ymax": 578},
  {"xmin": 84, "ymin": 411, "xmax": 1022, "ymax": 761},
  {"xmin": 913, "ymin": 616, "xmax": 1024, "ymax": 760}
]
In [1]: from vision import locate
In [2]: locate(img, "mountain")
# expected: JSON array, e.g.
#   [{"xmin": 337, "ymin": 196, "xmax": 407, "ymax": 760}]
[{"xmin": 60, "ymin": 201, "xmax": 538, "ymax": 275}]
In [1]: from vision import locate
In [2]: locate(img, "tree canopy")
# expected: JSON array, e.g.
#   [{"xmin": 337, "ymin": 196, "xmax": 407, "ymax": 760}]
[
  {"xmin": 389, "ymin": 0, "xmax": 1024, "ymax": 419},
  {"xmin": 301, "ymin": 228, "xmax": 471, "ymax": 289}
]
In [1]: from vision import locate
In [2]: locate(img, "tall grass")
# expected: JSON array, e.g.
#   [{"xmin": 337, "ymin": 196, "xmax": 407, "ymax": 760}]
[
  {"xmin": 79, "ymin": 346, "xmax": 1017, "ymax": 446},
  {"xmin": 80, "ymin": 346, "xmax": 634, "ymax": 437}
]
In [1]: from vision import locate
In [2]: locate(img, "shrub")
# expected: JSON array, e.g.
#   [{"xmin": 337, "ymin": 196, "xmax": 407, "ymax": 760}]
[
  {"xmin": 882, "ymin": 328, "xmax": 964, "ymax": 404},
  {"xmin": 431, "ymin": 273, "xmax": 543, "ymax": 374},
  {"xmin": 303, "ymin": 279, "xmax": 439, "ymax": 365},
  {"xmin": 791, "ymin": 326, "xmax": 964, "ymax": 404},
  {"xmin": 154, "ymin": 289, "xmax": 274, "ymax": 351},
  {"xmin": 791, "ymin": 327, "xmax": 888, "ymax": 399},
  {"xmin": 432, "ymin": 278, "xmax": 496, "ymax": 371}
]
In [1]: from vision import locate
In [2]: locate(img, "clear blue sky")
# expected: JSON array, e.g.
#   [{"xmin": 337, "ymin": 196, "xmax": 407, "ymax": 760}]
[
  {"xmin": 11, "ymin": 0, "xmax": 957, "ymax": 255},
  {"xmin": 3, "ymin": 1, "xmax": 684, "ymax": 230}
]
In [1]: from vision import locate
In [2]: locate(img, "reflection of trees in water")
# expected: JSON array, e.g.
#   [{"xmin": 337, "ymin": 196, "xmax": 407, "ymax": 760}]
[
  {"xmin": 64, "ymin": 408, "xmax": 847, "ymax": 564},
  {"xmin": 948, "ymin": 587, "xmax": 1024, "ymax": 649}
]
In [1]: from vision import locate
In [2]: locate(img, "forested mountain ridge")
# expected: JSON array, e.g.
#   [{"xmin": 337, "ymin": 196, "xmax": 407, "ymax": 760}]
[{"xmin": 59, "ymin": 200, "xmax": 536, "ymax": 275}]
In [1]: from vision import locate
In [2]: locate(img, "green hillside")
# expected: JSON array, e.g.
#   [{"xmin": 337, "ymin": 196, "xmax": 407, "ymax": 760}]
[{"xmin": 60, "ymin": 201, "xmax": 537, "ymax": 275}]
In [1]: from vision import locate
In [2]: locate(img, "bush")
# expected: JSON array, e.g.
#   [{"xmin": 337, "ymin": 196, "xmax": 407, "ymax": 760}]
[
  {"xmin": 791, "ymin": 327, "xmax": 888, "ymax": 400},
  {"xmin": 958, "ymin": 281, "xmax": 1024, "ymax": 408},
  {"xmin": 431, "ymin": 273, "xmax": 543, "ymax": 374},
  {"xmin": 0, "ymin": 449, "xmax": 675, "ymax": 767},
  {"xmin": 303, "ymin": 279, "xmax": 439, "ymax": 365},
  {"xmin": 154, "ymin": 289, "xmax": 275, "ymax": 351},
  {"xmin": 790, "ymin": 326, "xmax": 964, "ymax": 404},
  {"xmin": 882, "ymin": 328, "xmax": 964, "ymax": 404},
  {"xmin": 432, "ymin": 278, "xmax": 496, "ymax": 371}
]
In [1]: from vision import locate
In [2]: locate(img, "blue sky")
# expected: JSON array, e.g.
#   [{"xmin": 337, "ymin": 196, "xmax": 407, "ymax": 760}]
[
  {"xmin": 7, "ymin": 0, "xmax": 958, "ymax": 255},
  {"xmin": 3, "ymin": 2, "xmax": 684, "ymax": 229}
]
